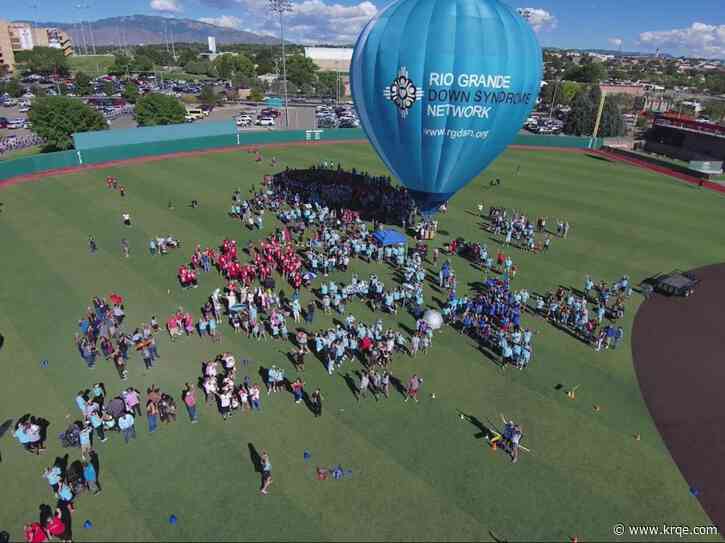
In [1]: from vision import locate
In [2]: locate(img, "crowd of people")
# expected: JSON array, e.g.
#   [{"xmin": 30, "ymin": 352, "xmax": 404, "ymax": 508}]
[
  {"xmin": 11, "ymin": 156, "xmax": 640, "ymax": 540},
  {"xmin": 0, "ymin": 134, "xmax": 44, "ymax": 156},
  {"xmin": 75, "ymin": 295, "xmax": 162, "ymax": 378}
]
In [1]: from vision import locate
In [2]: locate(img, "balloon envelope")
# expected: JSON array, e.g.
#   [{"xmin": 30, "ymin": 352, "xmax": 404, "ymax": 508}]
[{"xmin": 351, "ymin": 0, "xmax": 542, "ymax": 214}]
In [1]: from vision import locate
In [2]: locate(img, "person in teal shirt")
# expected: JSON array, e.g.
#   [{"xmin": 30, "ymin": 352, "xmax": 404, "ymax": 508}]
[{"xmin": 83, "ymin": 462, "xmax": 101, "ymax": 495}]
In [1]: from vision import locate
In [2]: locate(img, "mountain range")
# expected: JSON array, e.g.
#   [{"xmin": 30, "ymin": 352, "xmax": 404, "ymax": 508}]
[{"xmin": 22, "ymin": 15, "xmax": 279, "ymax": 47}]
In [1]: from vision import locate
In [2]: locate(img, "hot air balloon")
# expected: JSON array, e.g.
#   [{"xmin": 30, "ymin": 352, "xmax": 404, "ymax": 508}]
[{"xmin": 351, "ymin": 0, "xmax": 542, "ymax": 215}]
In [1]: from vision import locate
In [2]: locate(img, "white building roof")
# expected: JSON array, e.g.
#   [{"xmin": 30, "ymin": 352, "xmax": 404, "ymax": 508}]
[{"xmin": 304, "ymin": 47, "xmax": 353, "ymax": 61}]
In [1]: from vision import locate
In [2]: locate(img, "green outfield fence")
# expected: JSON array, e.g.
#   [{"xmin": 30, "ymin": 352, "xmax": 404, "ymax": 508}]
[{"xmin": 0, "ymin": 125, "xmax": 602, "ymax": 182}]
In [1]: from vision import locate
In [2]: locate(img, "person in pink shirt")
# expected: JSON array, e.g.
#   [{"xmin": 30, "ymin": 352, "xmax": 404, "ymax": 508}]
[
  {"xmin": 123, "ymin": 387, "xmax": 142, "ymax": 417},
  {"xmin": 182, "ymin": 382, "xmax": 198, "ymax": 423}
]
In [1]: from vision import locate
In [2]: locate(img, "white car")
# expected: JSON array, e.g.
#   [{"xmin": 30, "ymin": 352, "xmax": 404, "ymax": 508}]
[
  {"xmin": 255, "ymin": 117, "xmax": 275, "ymax": 127},
  {"xmin": 18, "ymin": 106, "xmax": 30, "ymax": 113},
  {"xmin": 7, "ymin": 118, "xmax": 25, "ymax": 129}
]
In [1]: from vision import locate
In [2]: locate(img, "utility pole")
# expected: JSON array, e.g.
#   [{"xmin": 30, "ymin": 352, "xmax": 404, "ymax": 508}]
[{"xmin": 269, "ymin": 0, "xmax": 293, "ymax": 129}]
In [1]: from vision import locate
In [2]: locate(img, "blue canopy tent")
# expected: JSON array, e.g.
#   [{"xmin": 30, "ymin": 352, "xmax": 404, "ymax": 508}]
[{"xmin": 373, "ymin": 229, "xmax": 406, "ymax": 246}]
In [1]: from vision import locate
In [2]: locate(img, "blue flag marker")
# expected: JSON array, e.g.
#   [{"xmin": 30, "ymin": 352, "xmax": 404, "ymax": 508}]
[
  {"xmin": 169, "ymin": 514, "xmax": 177, "ymax": 525},
  {"xmin": 303, "ymin": 450, "xmax": 311, "ymax": 461},
  {"xmin": 83, "ymin": 520, "xmax": 92, "ymax": 529},
  {"xmin": 351, "ymin": 0, "xmax": 542, "ymax": 216}
]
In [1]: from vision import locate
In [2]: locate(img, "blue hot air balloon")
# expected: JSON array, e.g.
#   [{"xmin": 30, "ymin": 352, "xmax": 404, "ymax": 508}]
[{"xmin": 351, "ymin": 0, "xmax": 542, "ymax": 214}]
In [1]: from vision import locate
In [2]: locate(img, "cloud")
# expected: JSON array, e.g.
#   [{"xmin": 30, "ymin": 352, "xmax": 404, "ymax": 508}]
[
  {"xmin": 199, "ymin": 15, "xmax": 243, "ymax": 29},
  {"xmin": 210, "ymin": 0, "xmax": 375, "ymax": 44},
  {"xmin": 639, "ymin": 22, "xmax": 725, "ymax": 58},
  {"xmin": 608, "ymin": 37, "xmax": 623, "ymax": 47},
  {"xmin": 516, "ymin": 7, "xmax": 557, "ymax": 32},
  {"xmin": 199, "ymin": 0, "xmax": 238, "ymax": 6},
  {"xmin": 150, "ymin": 0, "xmax": 183, "ymax": 13}
]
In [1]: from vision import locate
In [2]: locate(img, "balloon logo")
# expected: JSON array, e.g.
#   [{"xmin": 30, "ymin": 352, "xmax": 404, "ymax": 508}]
[{"xmin": 351, "ymin": 0, "xmax": 543, "ymax": 214}]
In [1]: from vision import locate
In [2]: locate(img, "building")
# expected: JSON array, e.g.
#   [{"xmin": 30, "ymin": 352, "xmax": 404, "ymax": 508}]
[
  {"xmin": 5, "ymin": 22, "xmax": 74, "ymax": 56},
  {"xmin": 0, "ymin": 20, "xmax": 16, "ymax": 74},
  {"xmin": 304, "ymin": 47, "xmax": 352, "ymax": 72},
  {"xmin": 47, "ymin": 28, "xmax": 74, "ymax": 57}
]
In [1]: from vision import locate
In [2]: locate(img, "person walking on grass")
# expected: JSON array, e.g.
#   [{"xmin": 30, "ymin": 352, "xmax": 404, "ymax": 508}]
[
  {"xmin": 118, "ymin": 411, "xmax": 136, "ymax": 443},
  {"xmin": 88, "ymin": 235, "xmax": 97, "ymax": 254},
  {"xmin": 358, "ymin": 371, "xmax": 371, "ymax": 401},
  {"xmin": 310, "ymin": 388, "xmax": 323, "ymax": 417},
  {"xmin": 291, "ymin": 378, "xmax": 305, "ymax": 404},
  {"xmin": 260, "ymin": 451, "xmax": 273, "ymax": 495},
  {"xmin": 182, "ymin": 383, "xmax": 198, "ymax": 423},
  {"xmin": 147, "ymin": 400, "xmax": 159, "ymax": 433},
  {"xmin": 404, "ymin": 374, "xmax": 423, "ymax": 403}
]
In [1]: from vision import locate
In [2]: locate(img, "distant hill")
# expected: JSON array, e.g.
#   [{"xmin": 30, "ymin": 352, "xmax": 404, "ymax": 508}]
[{"xmin": 22, "ymin": 14, "xmax": 279, "ymax": 47}]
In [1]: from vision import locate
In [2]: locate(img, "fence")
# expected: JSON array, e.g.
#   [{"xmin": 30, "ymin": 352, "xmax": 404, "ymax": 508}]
[{"xmin": 0, "ymin": 126, "xmax": 602, "ymax": 182}]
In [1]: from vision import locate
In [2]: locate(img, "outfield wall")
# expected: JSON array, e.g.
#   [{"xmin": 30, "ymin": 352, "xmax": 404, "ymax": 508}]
[{"xmin": 0, "ymin": 127, "xmax": 602, "ymax": 182}]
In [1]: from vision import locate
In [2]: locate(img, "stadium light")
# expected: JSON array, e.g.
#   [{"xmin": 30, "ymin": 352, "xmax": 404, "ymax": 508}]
[{"xmin": 269, "ymin": 0, "xmax": 293, "ymax": 129}]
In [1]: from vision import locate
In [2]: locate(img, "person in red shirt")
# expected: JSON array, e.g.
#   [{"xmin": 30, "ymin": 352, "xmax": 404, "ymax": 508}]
[
  {"xmin": 24, "ymin": 522, "xmax": 47, "ymax": 543},
  {"xmin": 404, "ymin": 374, "xmax": 423, "ymax": 403},
  {"xmin": 46, "ymin": 509, "xmax": 66, "ymax": 540}
]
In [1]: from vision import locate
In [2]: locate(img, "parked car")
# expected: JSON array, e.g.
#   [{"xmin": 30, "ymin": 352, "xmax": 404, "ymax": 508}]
[
  {"xmin": 7, "ymin": 118, "xmax": 25, "ymax": 129},
  {"xmin": 255, "ymin": 117, "xmax": 275, "ymax": 127},
  {"xmin": 18, "ymin": 106, "xmax": 30, "ymax": 113},
  {"xmin": 0, "ymin": 117, "xmax": 8, "ymax": 128}
]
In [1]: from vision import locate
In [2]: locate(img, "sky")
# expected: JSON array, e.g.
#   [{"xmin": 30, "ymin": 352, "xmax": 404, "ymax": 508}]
[{"xmin": 3, "ymin": 0, "xmax": 724, "ymax": 58}]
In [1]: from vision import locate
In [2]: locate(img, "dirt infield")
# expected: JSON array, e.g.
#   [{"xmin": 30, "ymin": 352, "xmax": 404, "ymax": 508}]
[
  {"xmin": 0, "ymin": 140, "xmax": 589, "ymax": 190},
  {"xmin": 632, "ymin": 263, "xmax": 725, "ymax": 530}
]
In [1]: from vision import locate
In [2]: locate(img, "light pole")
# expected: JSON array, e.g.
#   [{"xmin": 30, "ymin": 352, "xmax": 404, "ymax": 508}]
[
  {"xmin": 76, "ymin": 3, "xmax": 97, "ymax": 55},
  {"xmin": 269, "ymin": 0, "xmax": 293, "ymax": 129}
]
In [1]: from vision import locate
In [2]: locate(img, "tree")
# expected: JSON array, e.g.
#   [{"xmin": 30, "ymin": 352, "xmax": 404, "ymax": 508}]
[
  {"xmin": 178, "ymin": 48, "xmax": 199, "ymax": 67},
  {"xmin": 74, "ymin": 72, "xmax": 92, "ymax": 96},
  {"xmin": 25, "ymin": 47, "xmax": 70, "ymax": 76},
  {"xmin": 563, "ymin": 61, "xmax": 607, "ymax": 84},
  {"xmin": 122, "ymin": 82, "xmax": 139, "ymax": 104},
  {"xmin": 254, "ymin": 48, "xmax": 277, "ymax": 75},
  {"xmin": 29, "ymin": 96, "xmax": 107, "ymax": 151},
  {"xmin": 559, "ymin": 81, "xmax": 580, "ymax": 106},
  {"xmin": 248, "ymin": 88, "xmax": 265, "ymax": 102},
  {"xmin": 185, "ymin": 60, "xmax": 214, "ymax": 76},
  {"xmin": 702, "ymin": 100, "xmax": 725, "ymax": 122},
  {"xmin": 134, "ymin": 93, "xmax": 186, "ymax": 126},
  {"xmin": 316, "ymin": 71, "xmax": 345, "ymax": 98},
  {"xmin": 102, "ymin": 80, "xmax": 115, "ymax": 97},
  {"xmin": 132, "ymin": 55, "xmax": 154, "ymax": 73},
  {"xmin": 198, "ymin": 85, "xmax": 219, "ymax": 108},
  {"xmin": 213, "ymin": 53, "xmax": 257, "ymax": 81},
  {"xmin": 4, "ymin": 79, "xmax": 24, "ymax": 98},
  {"xmin": 109, "ymin": 54, "xmax": 132, "ymax": 76},
  {"xmin": 285, "ymin": 55, "xmax": 318, "ymax": 88},
  {"xmin": 231, "ymin": 73, "xmax": 254, "ymax": 90},
  {"xmin": 599, "ymin": 99, "xmax": 624, "ymax": 137},
  {"xmin": 564, "ymin": 89, "xmax": 596, "ymax": 136}
]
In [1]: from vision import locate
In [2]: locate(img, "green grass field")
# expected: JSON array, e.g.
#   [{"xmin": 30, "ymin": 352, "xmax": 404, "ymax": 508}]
[
  {"xmin": 67, "ymin": 55, "xmax": 115, "ymax": 77},
  {"xmin": 0, "ymin": 144, "xmax": 723, "ymax": 541}
]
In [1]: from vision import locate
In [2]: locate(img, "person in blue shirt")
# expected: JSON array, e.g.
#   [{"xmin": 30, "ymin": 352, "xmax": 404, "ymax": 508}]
[
  {"xmin": 57, "ymin": 481, "xmax": 74, "ymax": 508},
  {"xmin": 83, "ymin": 461, "xmax": 101, "ymax": 495},
  {"xmin": 43, "ymin": 465, "xmax": 62, "ymax": 492}
]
